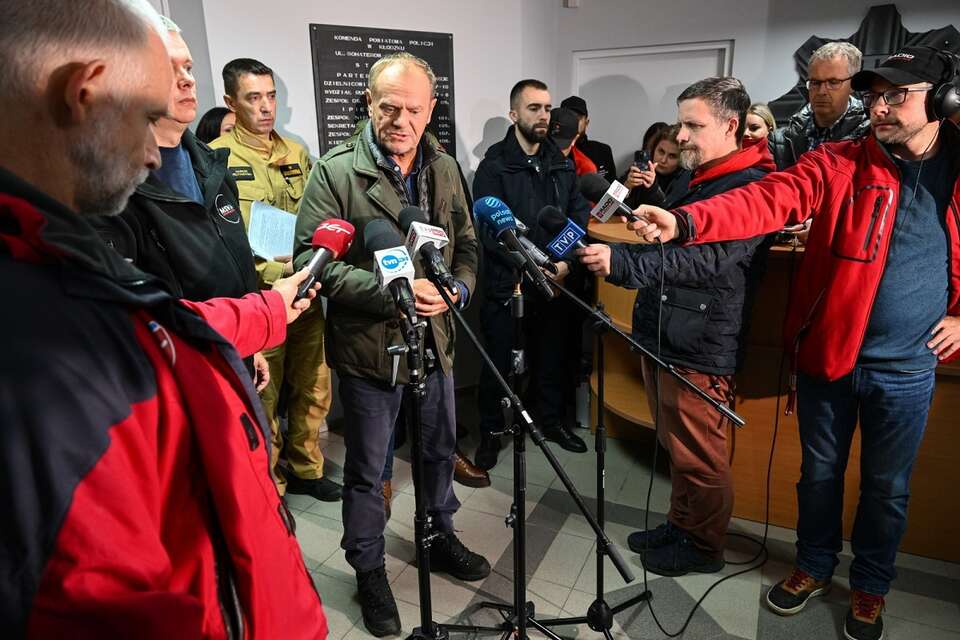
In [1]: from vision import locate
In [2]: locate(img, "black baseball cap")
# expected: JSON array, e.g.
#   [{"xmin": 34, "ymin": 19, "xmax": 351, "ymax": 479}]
[
  {"xmin": 560, "ymin": 95, "xmax": 588, "ymax": 117},
  {"xmin": 549, "ymin": 107, "xmax": 580, "ymax": 149},
  {"xmin": 852, "ymin": 46, "xmax": 950, "ymax": 91}
]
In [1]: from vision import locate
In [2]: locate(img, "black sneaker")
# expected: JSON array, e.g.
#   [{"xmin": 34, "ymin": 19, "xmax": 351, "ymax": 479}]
[
  {"xmin": 640, "ymin": 532, "xmax": 724, "ymax": 577},
  {"xmin": 627, "ymin": 521, "xmax": 682, "ymax": 552},
  {"xmin": 766, "ymin": 567, "xmax": 831, "ymax": 616},
  {"xmin": 474, "ymin": 435, "xmax": 501, "ymax": 471},
  {"xmin": 430, "ymin": 532, "xmax": 491, "ymax": 581},
  {"xmin": 541, "ymin": 423, "xmax": 587, "ymax": 453},
  {"xmin": 356, "ymin": 566, "xmax": 401, "ymax": 637},
  {"xmin": 284, "ymin": 472, "xmax": 343, "ymax": 502},
  {"xmin": 843, "ymin": 590, "xmax": 885, "ymax": 640}
]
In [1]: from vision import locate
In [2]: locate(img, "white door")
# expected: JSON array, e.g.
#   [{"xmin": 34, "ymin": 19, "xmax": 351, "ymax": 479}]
[{"xmin": 573, "ymin": 41, "xmax": 734, "ymax": 174}]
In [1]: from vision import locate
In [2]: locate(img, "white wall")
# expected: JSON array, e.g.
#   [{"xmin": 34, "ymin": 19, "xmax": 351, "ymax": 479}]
[
  {"xmin": 200, "ymin": 0, "xmax": 557, "ymax": 173},
  {"xmin": 553, "ymin": 0, "xmax": 956, "ymax": 164}
]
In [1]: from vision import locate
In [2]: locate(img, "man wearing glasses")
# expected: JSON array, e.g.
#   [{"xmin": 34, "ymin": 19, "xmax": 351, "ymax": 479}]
[
  {"xmin": 770, "ymin": 41, "xmax": 871, "ymax": 170},
  {"xmin": 616, "ymin": 46, "xmax": 960, "ymax": 640}
]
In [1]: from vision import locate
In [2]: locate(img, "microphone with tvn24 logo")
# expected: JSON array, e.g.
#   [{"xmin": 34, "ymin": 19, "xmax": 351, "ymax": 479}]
[
  {"xmin": 296, "ymin": 218, "xmax": 356, "ymax": 300},
  {"xmin": 473, "ymin": 196, "xmax": 555, "ymax": 299},
  {"xmin": 538, "ymin": 205, "xmax": 589, "ymax": 259},
  {"xmin": 397, "ymin": 206, "xmax": 457, "ymax": 293},
  {"xmin": 579, "ymin": 173, "xmax": 641, "ymax": 223},
  {"xmin": 363, "ymin": 219, "xmax": 418, "ymax": 323}
]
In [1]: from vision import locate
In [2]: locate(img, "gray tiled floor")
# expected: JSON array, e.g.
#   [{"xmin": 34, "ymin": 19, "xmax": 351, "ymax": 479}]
[{"xmin": 289, "ymin": 413, "xmax": 960, "ymax": 639}]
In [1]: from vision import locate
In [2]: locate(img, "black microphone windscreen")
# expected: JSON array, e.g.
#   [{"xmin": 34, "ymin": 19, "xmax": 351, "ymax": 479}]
[
  {"xmin": 363, "ymin": 219, "xmax": 403, "ymax": 252},
  {"xmin": 538, "ymin": 205, "xmax": 567, "ymax": 234},
  {"xmin": 398, "ymin": 206, "xmax": 428, "ymax": 233},
  {"xmin": 579, "ymin": 173, "xmax": 611, "ymax": 202}
]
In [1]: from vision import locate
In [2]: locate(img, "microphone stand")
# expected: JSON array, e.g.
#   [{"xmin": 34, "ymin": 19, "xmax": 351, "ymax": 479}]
[
  {"xmin": 535, "ymin": 276, "xmax": 745, "ymax": 636},
  {"xmin": 429, "ymin": 270, "xmax": 636, "ymax": 640},
  {"xmin": 397, "ymin": 312, "xmax": 501, "ymax": 640}
]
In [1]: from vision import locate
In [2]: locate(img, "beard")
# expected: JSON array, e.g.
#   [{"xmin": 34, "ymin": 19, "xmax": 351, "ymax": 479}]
[
  {"xmin": 68, "ymin": 104, "xmax": 148, "ymax": 217},
  {"xmin": 516, "ymin": 119, "xmax": 548, "ymax": 145},
  {"xmin": 872, "ymin": 115, "xmax": 927, "ymax": 145},
  {"xmin": 679, "ymin": 146, "xmax": 702, "ymax": 171}
]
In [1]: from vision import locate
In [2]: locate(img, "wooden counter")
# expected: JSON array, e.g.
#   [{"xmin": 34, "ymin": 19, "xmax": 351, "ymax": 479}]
[{"xmin": 588, "ymin": 221, "xmax": 960, "ymax": 563}]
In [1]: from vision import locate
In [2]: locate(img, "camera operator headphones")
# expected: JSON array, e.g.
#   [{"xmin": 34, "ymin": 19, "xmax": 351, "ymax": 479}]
[{"xmin": 930, "ymin": 49, "xmax": 960, "ymax": 121}]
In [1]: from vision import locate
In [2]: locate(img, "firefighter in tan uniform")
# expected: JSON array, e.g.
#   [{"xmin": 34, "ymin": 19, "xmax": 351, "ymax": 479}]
[{"xmin": 211, "ymin": 58, "xmax": 341, "ymax": 501}]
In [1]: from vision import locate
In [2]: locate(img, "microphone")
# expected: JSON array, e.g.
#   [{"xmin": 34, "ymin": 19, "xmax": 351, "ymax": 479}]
[
  {"xmin": 397, "ymin": 206, "xmax": 457, "ymax": 293},
  {"xmin": 362, "ymin": 219, "xmax": 418, "ymax": 322},
  {"xmin": 473, "ymin": 196, "xmax": 555, "ymax": 299},
  {"xmin": 513, "ymin": 217, "xmax": 558, "ymax": 274},
  {"xmin": 579, "ymin": 174, "xmax": 640, "ymax": 223},
  {"xmin": 296, "ymin": 219, "xmax": 356, "ymax": 299},
  {"xmin": 539, "ymin": 205, "xmax": 589, "ymax": 259}
]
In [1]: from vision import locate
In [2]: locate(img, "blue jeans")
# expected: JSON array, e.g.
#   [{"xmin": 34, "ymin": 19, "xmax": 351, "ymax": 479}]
[
  {"xmin": 339, "ymin": 372, "xmax": 460, "ymax": 572},
  {"xmin": 795, "ymin": 367, "xmax": 935, "ymax": 595}
]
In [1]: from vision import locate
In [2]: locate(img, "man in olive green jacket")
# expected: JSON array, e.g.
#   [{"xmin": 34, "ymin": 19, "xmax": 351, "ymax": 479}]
[{"xmin": 293, "ymin": 52, "xmax": 488, "ymax": 637}]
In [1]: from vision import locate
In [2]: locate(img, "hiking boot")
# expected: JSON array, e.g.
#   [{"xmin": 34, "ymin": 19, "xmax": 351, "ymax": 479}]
[
  {"xmin": 356, "ymin": 565, "xmax": 401, "ymax": 637},
  {"xmin": 640, "ymin": 531, "xmax": 724, "ymax": 577},
  {"xmin": 844, "ymin": 589, "xmax": 885, "ymax": 640},
  {"xmin": 765, "ymin": 567, "xmax": 832, "ymax": 616},
  {"xmin": 627, "ymin": 521, "xmax": 682, "ymax": 552},
  {"xmin": 430, "ymin": 532, "xmax": 491, "ymax": 582}
]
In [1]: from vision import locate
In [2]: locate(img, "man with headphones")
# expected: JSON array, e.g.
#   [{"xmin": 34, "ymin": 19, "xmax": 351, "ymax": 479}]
[{"xmin": 591, "ymin": 46, "xmax": 960, "ymax": 640}]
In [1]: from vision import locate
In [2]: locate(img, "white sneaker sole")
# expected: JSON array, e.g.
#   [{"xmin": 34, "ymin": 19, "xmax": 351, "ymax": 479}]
[{"xmin": 766, "ymin": 582, "xmax": 831, "ymax": 616}]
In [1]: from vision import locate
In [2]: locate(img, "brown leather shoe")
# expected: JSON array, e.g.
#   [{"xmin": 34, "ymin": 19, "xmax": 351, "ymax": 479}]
[
  {"xmin": 382, "ymin": 479, "xmax": 393, "ymax": 521},
  {"xmin": 453, "ymin": 448, "xmax": 491, "ymax": 488}
]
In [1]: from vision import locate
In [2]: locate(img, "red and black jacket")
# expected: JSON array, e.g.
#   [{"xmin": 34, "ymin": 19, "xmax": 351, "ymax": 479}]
[
  {"xmin": 607, "ymin": 137, "xmax": 776, "ymax": 374},
  {"xmin": 674, "ymin": 126, "xmax": 960, "ymax": 382},
  {"xmin": 0, "ymin": 168, "xmax": 327, "ymax": 639}
]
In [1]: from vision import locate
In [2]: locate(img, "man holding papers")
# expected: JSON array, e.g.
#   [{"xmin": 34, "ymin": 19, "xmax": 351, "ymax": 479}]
[{"xmin": 211, "ymin": 57, "xmax": 341, "ymax": 502}]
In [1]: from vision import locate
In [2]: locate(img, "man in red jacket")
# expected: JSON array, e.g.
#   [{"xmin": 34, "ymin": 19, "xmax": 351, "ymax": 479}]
[
  {"xmin": 0, "ymin": 0, "xmax": 327, "ymax": 637},
  {"xmin": 626, "ymin": 47, "xmax": 960, "ymax": 640}
]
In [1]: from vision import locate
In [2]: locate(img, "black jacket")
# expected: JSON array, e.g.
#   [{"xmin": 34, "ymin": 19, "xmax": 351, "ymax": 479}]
[
  {"xmin": 607, "ymin": 142, "xmax": 776, "ymax": 374},
  {"xmin": 472, "ymin": 126, "xmax": 591, "ymax": 300},
  {"xmin": 768, "ymin": 100, "xmax": 870, "ymax": 170},
  {"xmin": 576, "ymin": 136, "xmax": 618, "ymax": 182},
  {"xmin": 93, "ymin": 130, "xmax": 258, "ymax": 301}
]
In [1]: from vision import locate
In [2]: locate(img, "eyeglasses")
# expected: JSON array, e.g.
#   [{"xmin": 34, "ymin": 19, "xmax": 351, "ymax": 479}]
[
  {"xmin": 861, "ymin": 86, "xmax": 932, "ymax": 108},
  {"xmin": 806, "ymin": 77, "xmax": 853, "ymax": 91}
]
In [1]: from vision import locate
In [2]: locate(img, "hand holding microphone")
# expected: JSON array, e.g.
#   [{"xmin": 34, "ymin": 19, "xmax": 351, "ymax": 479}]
[{"xmin": 296, "ymin": 219, "xmax": 356, "ymax": 299}]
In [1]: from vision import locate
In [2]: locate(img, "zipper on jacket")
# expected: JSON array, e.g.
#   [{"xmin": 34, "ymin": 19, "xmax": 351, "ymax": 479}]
[
  {"xmin": 862, "ymin": 195, "xmax": 884, "ymax": 252},
  {"xmin": 239, "ymin": 413, "xmax": 260, "ymax": 451}
]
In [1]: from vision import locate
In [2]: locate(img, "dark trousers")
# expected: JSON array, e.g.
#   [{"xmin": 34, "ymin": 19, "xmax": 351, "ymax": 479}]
[
  {"xmin": 339, "ymin": 371, "xmax": 460, "ymax": 572},
  {"xmin": 641, "ymin": 357, "xmax": 735, "ymax": 558},
  {"xmin": 477, "ymin": 293, "xmax": 577, "ymax": 436},
  {"xmin": 795, "ymin": 367, "xmax": 935, "ymax": 595}
]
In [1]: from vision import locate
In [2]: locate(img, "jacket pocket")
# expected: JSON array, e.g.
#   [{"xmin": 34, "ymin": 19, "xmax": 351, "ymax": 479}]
[
  {"xmin": 831, "ymin": 185, "xmax": 894, "ymax": 262},
  {"xmin": 658, "ymin": 286, "xmax": 713, "ymax": 355}
]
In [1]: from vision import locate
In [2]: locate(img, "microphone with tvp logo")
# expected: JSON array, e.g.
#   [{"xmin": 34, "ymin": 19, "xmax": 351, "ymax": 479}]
[
  {"xmin": 538, "ymin": 206, "xmax": 589, "ymax": 259},
  {"xmin": 296, "ymin": 218, "xmax": 356, "ymax": 300},
  {"xmin": 363, "ymin": 219, "xmax": 418, "ymax": 323}
]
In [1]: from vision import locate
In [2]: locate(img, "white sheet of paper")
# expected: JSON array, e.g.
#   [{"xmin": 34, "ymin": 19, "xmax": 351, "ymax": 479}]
[{"xmin": 248, "ymin": 201, "xmax": 296, "ymax": 260}]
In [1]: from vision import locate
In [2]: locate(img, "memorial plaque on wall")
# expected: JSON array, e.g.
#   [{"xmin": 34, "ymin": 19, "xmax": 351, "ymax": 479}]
[{"xmin": 309, "ymin": 24, "xmax": 456, "ymax": 158}]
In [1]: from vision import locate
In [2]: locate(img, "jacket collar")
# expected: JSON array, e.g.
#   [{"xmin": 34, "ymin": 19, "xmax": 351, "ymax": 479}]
[
  {"xmin": 136, "ymin": 130, "xmax": 228, "ymax": 210},
  {"xmin": 788, "ymin": 96, "xmax": 871, "ymax": 140},
  {"xmin": 0, "ymin": 166, "xmax": 172, "ymax": 305},
  {"xmin": 689, "ymin": 136, "xmax": 777, "ymax": 187},
  {"xmin": 488, "ymin": 125, "xmax": 568, "ymax": 171}
]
